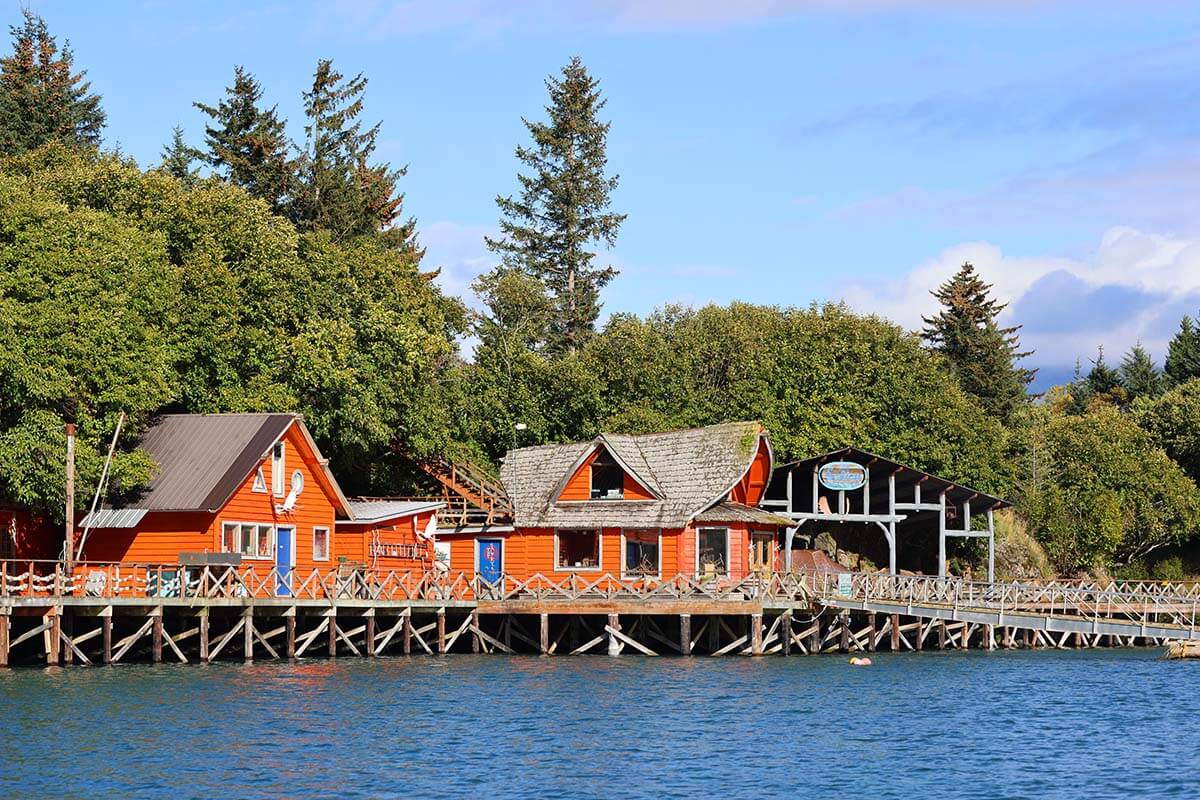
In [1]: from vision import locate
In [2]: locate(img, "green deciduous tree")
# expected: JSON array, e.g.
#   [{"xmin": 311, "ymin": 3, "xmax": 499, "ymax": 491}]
[
  {"xmin": 0, "ymin": 11, "xmax": 105, "ymax": 156},
  {"xmin": 159, "ymin": 124, "xmax": 199, "ymax": 188},
  {"xmin": 1165, "ymin": 315, "xmax": 1200, "ymax": 387},
  {"xmin": 1133, "ymin": 378, "xmax": 1200, "ymax": 485},
  {"xmin": 921, "ymin": 263, "xmax": 1034, "ymax": 423},
  {"xmin": 485, "ymin": 56, "xmax": 625, "ymax": 354},
  {"xmin": 1119, "ymin": 342, "xmax": 1162, "ymax": 403},
  {"xmin": 194, "ymin": 67, "xmax": 291, "ymax": 212},
  {"xmin": 1017, "ymin": 404, "xmax": 1200, "ymax": 572},
  {"xmin": 289, "ymin": 59, "xmax": 415, "ymax": 251}
]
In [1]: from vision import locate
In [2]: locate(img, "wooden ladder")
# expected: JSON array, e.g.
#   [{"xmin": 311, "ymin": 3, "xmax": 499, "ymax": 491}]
[{"xmin": 404, "ymin": 451, "xmax": 513, "ymax": 526}]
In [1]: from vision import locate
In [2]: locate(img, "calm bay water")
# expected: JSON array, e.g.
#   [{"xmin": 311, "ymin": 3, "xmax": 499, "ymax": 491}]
[{"xmin": 0, "ymin": 649, "xmax": 1196, "ymax": 799}]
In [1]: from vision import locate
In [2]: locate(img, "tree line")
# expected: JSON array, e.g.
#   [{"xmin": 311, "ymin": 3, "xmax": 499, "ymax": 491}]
[{"xmin": 3, "ymin": 11, "xmax": 1200, "ymax": 579}]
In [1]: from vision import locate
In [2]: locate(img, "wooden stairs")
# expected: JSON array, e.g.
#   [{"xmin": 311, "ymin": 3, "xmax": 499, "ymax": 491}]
[{"xmin": 402, "ymin": 450, "xmax": 513, "ymax": 527}]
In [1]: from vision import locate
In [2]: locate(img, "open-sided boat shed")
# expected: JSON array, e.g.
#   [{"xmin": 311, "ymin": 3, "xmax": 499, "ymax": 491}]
[{"xmin": 761, "ymin": 446, "xmax": 1007, "ymax": 582}]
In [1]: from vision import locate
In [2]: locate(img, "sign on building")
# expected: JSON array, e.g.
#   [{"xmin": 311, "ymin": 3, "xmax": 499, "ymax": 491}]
[{"xmin": 819, "ymin": 461, "xmax": 868, "ymax": 492}]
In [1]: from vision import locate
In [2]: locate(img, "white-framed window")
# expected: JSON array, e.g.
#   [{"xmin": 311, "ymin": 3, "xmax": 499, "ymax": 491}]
[
  {"xmin": 221, "ymin": 521, "xmax": 275, "ymax": 560},
  {"xmin": 251, "ymin": 466, "xmax": 267, "ymax": 493},
  {"xmin": 313, "ymin": 526, "xmax": 330, "ymax": 562},
  {"xmin": 271, "ymin": 441, "xmax": 285, "ymax": 497},
  {"xmin": 622, "ymin": 528, "xmax": 661, "ymax": 577},
  {"xmin": 555, "ymin": 529, "xmax": 601, "ymax": 571},
  {"xmin": 697, "ymin": 527, "xmax": 729, "ymax": 577}
]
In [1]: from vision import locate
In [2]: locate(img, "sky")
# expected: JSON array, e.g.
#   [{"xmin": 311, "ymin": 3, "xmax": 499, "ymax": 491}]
[{"xmin": 27, "ymin": 0, "xmax": 1200, "ymax": 387}]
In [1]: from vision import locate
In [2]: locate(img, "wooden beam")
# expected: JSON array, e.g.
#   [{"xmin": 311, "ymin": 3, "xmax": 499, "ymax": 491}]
[
  {"xmin": 570, "ymin": 633, "xmax": 605, "ymax": 655},
  {"xmin": 286, "ymin": 614, "xmax": 296, "ymax": 659},
  {"xmin": 244, "ymin": 610, "xmax": 254, "ymax": 662},
  {"xmin": 470, "ymin": 624, "xmax": 514, "ymax": 654},
  {"xmin": 539, "ymin": 613, "xmax": 549, "ymax": 655},
  {"xmin": 605, "ymin": 624, "xmax": 657, "ymax": 656},
  {"xmin": 365, "ymin": 612, "xmax": 376, "ymax": 657},
  {"xmin": 152, "ymin": 611, "xmax": 163, "ymax": 664},
  {"xmin": 198, "ymin": 611, "xmax": 209, "ymax": 663},
  {"xmin": 680, "ymin": 614, "xmax": 692, "ymax": 656},
  {"xmin": 103, "ymin": 613, "xmax": 113, "ymax": 665},
  {"xmin": 470, "ymin": 610, "xmax": 480, "ymax": 654},
  {"xmin": 208, "ymin": 617, "xmax": 245, "ymax": 661},
  {"xmin": 329, "ymin": 615, "xmax": 338, "ymax": 657},
  {"xmin": 750, "ymin": 613, "xmax": 763, "ymax": 656},
  {"xmin": 436, "ymin": 609, "xmax": 446, "ymax": 655},
  {"xmin": 781, "ymin": 611, "xmax": 792, "ymax": 656},
  {"xmin": 607, "ymin": 613, "xmax": 621, "ymax": 656},
  {"xmin": 295, "ymin": 618, "xmax": 329, "ymax": 657},
  {"xmin": 403, "ymin": 613, "xmax": 412, "ymax": 655},
  {"xmin": 112, "ymin": 616, "xmax": 156, "ymax": 663}
]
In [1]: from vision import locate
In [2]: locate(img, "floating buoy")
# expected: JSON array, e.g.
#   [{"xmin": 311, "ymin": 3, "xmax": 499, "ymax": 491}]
[{"xmin": 848, "ymin": 656, "xmax": 872, "ymax": 666}]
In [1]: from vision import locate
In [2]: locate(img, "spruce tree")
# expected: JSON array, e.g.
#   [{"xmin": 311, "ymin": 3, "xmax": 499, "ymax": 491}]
[
  {"xmin": 194, "ymin": 67, "xmax": 291, "ymax": 212},
  {"xmin": 1119, "ymin": 342, "xmax": 1162, "ymax": 403},
  {"xmin": 0, "ymin": 11, "xmax": 105, "ymax": 156},
  {"xmin": 485, "ymin": 56, "xmax": 626, "ymax": 354},
  {"xmin": 159, "ymin": 125, "xmax": 200, "ymax": 188},
  {"xmin": 289, "ymin": 59, "xmax": 414, "ymax": 250},
  {"xmin": 1165, "ymin": 315, "xmax": 1200, "ymax": 387},
  {"xmin": 921, "ymin": 262, "xmax": 1035, "ymax": 421}
]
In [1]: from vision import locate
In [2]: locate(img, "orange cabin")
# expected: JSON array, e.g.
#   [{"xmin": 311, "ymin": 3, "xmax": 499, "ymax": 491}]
[
  {"xmin": 439, "ymin": 421, "xmax": 791, "ymax": 582},
  {"xmin": 76, "ymin": 414, "xmax": 440, "ymax": 580}
]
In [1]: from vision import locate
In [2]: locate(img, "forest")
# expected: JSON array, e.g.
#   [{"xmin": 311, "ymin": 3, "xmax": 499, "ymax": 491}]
[{"xmin": 3, "ymin": 12, "xmax": 1200, "ymax": 580}]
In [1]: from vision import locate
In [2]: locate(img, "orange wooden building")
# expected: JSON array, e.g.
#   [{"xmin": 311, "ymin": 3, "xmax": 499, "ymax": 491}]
[
  {"xmin": 438, "ymin": 421, "xmax": 792, "ymax": 583},
  {"xmin": 76, "ymin": 414, "xmax": 439, "ymax": 585}
]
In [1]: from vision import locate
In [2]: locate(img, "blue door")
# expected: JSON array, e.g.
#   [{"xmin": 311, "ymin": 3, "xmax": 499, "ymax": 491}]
[
  {"xmin": 477, "ymin": 539, "xmax": 503, "ymax": 585},
  {"xmin": 276, "ymin": 526, "xmax": 294, "ymax": 597}
]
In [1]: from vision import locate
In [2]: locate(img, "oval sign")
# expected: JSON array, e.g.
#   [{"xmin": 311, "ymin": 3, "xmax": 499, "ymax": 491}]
[{"xmin": 819, "ymin": 461, "xmax": 867, "ymax": 491}]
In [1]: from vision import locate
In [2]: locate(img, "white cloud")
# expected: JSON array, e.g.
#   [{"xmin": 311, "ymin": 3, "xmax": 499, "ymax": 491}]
[
  {"xmin": 420, "ymin": 220, "xmax": 494, "ymax": 306},
  {"xmin": 841, "ymin": 227, "xmax": 1200, "ymax": 372}
]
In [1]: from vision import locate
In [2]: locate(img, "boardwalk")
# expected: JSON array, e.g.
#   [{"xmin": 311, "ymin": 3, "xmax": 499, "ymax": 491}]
[{"xmin": 1, "ymin": 560, "xmax": 1196, "ymax": 665}]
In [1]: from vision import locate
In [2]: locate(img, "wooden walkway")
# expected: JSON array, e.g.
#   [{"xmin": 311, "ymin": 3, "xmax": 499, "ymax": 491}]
[{"xmin": 1, "ymin": 561, "xmax": 1195, "ymax": 665}]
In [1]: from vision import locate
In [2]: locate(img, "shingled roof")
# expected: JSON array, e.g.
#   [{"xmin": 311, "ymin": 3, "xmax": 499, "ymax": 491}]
[{"xmin": 499, "ymin": 421, "xmax": 770, "ymax": 528}]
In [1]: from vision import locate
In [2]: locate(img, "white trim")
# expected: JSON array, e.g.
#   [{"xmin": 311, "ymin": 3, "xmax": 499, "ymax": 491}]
[
  {"xmin": 749, "ymin": 530, "xmax": 774, "ymax": 575},
  {"xmin": 619, "ymin": 527, "xmax": 662, "ymax": 578},
  {"xmin": 695, "ymin": 526, "xmax": 730, "ymax": 578},
  {"xmin": 474, "ymin": 537, "xmax": 506, "ymax": 577},
  {"xmin": 251, "ymin": 466, "xmax": 267, "ymax": 493},
  {"xmin": 554, "ymin": 528, "xmax": 603, "ymax": 572},
  {"xmin": 275, "ymin": 525, "xmax": 296, "ymax": 568},
  {"xmin": 271, "ymin": 441, "xmax": 286, "ymax": 497},
  {"xmin": 220, "ymin": 520, "xmax": 276, "ymax": 561},
  {"xmin": 312, "ymin": 525, "xmax": 331, "ymax": 562}
]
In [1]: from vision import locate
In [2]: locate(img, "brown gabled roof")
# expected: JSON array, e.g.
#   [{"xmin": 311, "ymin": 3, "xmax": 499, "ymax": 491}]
[
  {"xmin": 693, "ymin": 501, "xmax": 793, "ymax": 527},
  {"xmin": 499, "ymin": 421, "xmax": 768, "ymax": 528}
]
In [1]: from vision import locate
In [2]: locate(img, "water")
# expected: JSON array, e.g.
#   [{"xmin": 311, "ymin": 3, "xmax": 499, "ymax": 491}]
[{"xmin": 0, "ymin": 650, "xmax": 1196, "ymax": 799}]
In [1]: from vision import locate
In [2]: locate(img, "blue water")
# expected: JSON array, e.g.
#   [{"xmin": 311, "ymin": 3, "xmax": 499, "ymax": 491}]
[{"xmin": 0, "ymin": 650, "xmax": 1196, "ymax": 799}]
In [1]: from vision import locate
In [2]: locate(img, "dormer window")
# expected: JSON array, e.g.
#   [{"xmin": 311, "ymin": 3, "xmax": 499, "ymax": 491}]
[{"xmin": 590, "ymin": 449, "xmax": 624, "ymax": 500}]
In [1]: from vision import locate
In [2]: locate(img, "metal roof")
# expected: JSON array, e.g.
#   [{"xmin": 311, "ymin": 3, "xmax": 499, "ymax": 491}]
[
  {"xmin": 127, "ymin": 413, "xmax": 297, "ymax": 511},
  {"xmin": 78, "ymin": 508, "xmax": 147, "ymax": 529},
  {"xmin": 344, "ymin": 500, "xmax": 445, "ymax": 524}
]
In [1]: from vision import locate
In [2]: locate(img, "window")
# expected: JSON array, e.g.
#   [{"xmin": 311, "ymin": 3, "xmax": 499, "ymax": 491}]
[
  {"xmin": 313, "ymin": 527, "xmax": 330, "ymax": 562},
  {"xmin": 556, "ymin": 529, "xmax": 601, "ymax": 570},
  {"xmin": 623, "ymin": 529, "xmax": 660, "ymax": 576},
  {"xmin": 272, "ymin": 442, "xmax": 285, "ymax": 497},
  {"xmin": 590, "ymin": 450, "xmax": 624, "ymax": 499},
  {"xmin": 251, "ymin": 466, "xmax": 267, "ymax": 493},
  {"xmin": 751, "ymin": 533, "xmax": 774, "ymax": 576},
  {"xmin": 698, "ymin": 527, "xmax": 729, "ymax": 577},
  {"xmin": 221, "ymin": 522, "xmax": 275, "ymax": 559}
]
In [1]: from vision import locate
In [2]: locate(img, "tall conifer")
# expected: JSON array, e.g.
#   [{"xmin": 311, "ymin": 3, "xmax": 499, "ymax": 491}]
[
  {"xmin": 0, "ymin": 11, "xmax": 105, "ymax": 156},
  {"xmin": 194, "ymin": 67, "xmax": 291, "ymax": 212},
  {"xmin": 485, "ymin": 56, "xmax": 626, "ymax": 354},
  {"xmin": 159, "ymin": 124, "xmax": 199, "ymax": 188},
  {"xmin": 1119, "ymin": 343, "xmax": 1162, "ymax": 402},
  {"xmin": 921, "ymin": 263, "xmax": 1035, "ymax": 421},
  {"xmin": 1165, "ymin": 315, "xmax": 1200, "ymax": 387},
  {"xmin": 289, "ymin": 59, "xmax": 414, "ymax": 251}
]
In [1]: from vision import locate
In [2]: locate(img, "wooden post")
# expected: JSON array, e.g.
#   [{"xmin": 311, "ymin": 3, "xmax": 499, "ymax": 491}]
[
  {"xmin": 539, "ymin": 613, "xmax": 549, "ymax": 655},
  {"xmin": 47, "ymin": 610, "xmax": 61, "ymax": 666},
  {"xmin": 866, "ymin": 614, "xmax": 876, "ymax": 652},
  {"xmin": 680, "ymin": 614, "xmax": 692, "ymax": 656},
  {"xmin": 403, "ymin": 613, "xmax": 412, "ymax": 655},
  {"xmin": 607, "ymin": 613, "xmax": 620, "ymax": 656},
  {"xmin": 890, "ymin": 614, "xmax": 901, "ymax": 651},
  {"xmin": 470, "ymin": 610, "xmax": 480, "ymax": 654},
  {"xmin": 708, "ymin": 616, "xmax": 719, "ymax": 653},
  {"xmin": 937, "ymin": 620, "xmax": 946, "ymax": 650},
  {"xmin": 839, "ymin": 613, "xmax": 850, "ymax": 653},
  {"xmin": 152, "ymin": 611, "xmax": 163, "ymax": 664},
  {"xmin": 244, "ymin": 610, "xmax": 254, "ymax": 662},
  {"xmin": 328, "ymin": 614, "xmax": 338, "ymax": 657},
  {"xmin": 781, "ymin": 611, "xmax": 792, "ymax": 656},
  {"xmin": 366, "ymin": 612, "xmax": 376, "ymax": 657},
  {"xmin": 0, "ymin": 612, "xmax": 9, "ymax": 667},
  {"xmin": 198, "ymin": 611, "xmax": 210, "ymax": 663},
  {"xmin": 809, "ymin": 621, "xmax": 820, "ymax": 655},
  {"xmin": 63, "ymin": 613, "xmax": 74, "ymax": 665},
  {"xmin": 65, "ymin": 423, "xmax": 75, "ymax": 572},
  {"xmin": 751, "ymin": 613, "xmax": 763, "ymax": 656},
  {"xmin": 286, "ymin": 614, "xmax": 296, "ymax": 659},
  {"xmin": 915, "ymin": 619, "xmax": 923, "ymax": 651},
  {"xmin": 436, "ymin": 610, "xmax": 446, "ymax": 655},
  {"xmin": 102, "ymin": 613, "xmax": 113, "ymax": 664}
]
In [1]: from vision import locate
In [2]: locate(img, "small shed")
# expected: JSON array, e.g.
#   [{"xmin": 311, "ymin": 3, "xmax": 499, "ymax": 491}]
[{"xmin": 761, "ymin": 447, "xmax": 1008, "ymax": 581}]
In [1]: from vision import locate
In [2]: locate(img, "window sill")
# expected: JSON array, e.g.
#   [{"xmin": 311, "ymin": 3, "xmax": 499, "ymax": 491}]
[{"xmin": 556, "ymin": 566, "xmax": 602, "ymax": 572}]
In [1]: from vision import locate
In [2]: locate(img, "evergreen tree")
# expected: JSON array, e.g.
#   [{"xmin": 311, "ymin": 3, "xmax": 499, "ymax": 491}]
[
  {"xmin": 921, "ymin": 263, "xmax": 1035, "ymax": 421},
  {"xmin": 159, "ymin": 124, "xmax": 199, "ymax": 188},
  {"xmin": 289, "ymin": 59, "xmax": 415, "ymax": 250},
  {"xmin": 1164, "ymin": 315, "xmax": 1200, "ymax": 387},
  {"xmin": 485, "ymin": 56, "xmax": 626, "ymax": 354},
  {"xmin": 194, "ymin": 67, "xmax": 291, "ymax": 212},
  {"xmin": 1085, "ymin": 346, "xmax": 1123, "ymax": 399},
  {"xmin": 1119, "ymin": 343, "xmax": 1162, "ymax": 403},
  {"xmin": 0, "ymin": 11, "xmax": 105, "ymax": 156}
]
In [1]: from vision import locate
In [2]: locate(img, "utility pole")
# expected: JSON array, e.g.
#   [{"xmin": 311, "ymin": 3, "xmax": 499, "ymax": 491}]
[{"xmin": 65, "ymin": 423, "xmax": 76, "ymax": 571}]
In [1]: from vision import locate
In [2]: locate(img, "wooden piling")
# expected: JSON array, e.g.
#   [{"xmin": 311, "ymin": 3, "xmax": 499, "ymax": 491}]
[
  {"xmin": 47, "ymin": 610, "xmax": 61, "ymax": 666},
  {"xmin": 781, "ymin": 611, "xmax": 791, "ymax": 656},
  {"xmin": 286, "ymin": 614, "xmax": 296, "ymax": 659},
  {"xmin": 366, "ymin": 612, "xmax": 376, "ymax": 657},
  {"xmin": 244, "ymin": 610, "xmax": 254, "ymax": 662},
  {"xmin": 809, "ymin": 621, "xmax": 820, "ymax": 655},
  {"xmin": 403, "ymin": 614, "xmax": 412, "ymax": 655},
  {"xmin": 839, "ymin": 613, "xmax": 850, "ymax": 653},
  {"xmin": 607, "ymin": 613, "xmax": 620, "ymax": 656},
  {"xmin": 198, "ymin": 611, "xmax": 209, "ymax": 663},
  {"xmin": 63, "ymin": 614, "xmax": 74, "ymax": 665},
  {"xmin": 539, "ymin": 613, "xmax": 549, "ymax": 655},
  {"xmin": 937, "ymin": 620, "xmax": 946, "ymax": 650},
  {"xmin": 152, "ymin": 612, "xmax": 163, "ymax": 663},
  {"xmin": 679, "ymin": 614, "xmax": 691, "ymax": 655},
  {"xmin": 915, "ymin": 619, "xmax": 923, "ymax": 651},
  {"xmin": 866, "ymin": 614, "xmax": 876, "ymax": 652},
  {"xmin": 751, "ymin": 613, "xmax": 763, "ymax": 656},
  {"xmin": 328, "ymin": 615, "xmax": 338, "ymax": 658},
  {"xmin": 890, "ymin": 614, "xmax": 901, "ymax": 652},
  {"xmin": 102, "ymin": 613, "xmax": 113, "ymax": 665},
  {"xmin": 470, "ymin": 610, "xmax": 480, "ymax": 654},
  {"xmin": 0, "ymin": 612, "xmax": 9, "ymax": 667},
  {"xmin": 436, "ymin": 610, "xmax": 446, "ymax": 655}
]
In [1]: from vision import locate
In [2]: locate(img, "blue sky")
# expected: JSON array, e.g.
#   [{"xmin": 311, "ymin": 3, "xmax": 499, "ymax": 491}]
[{"xmin": 29, "ymin": 0, "xmax": 1200, "ymax": 385}]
